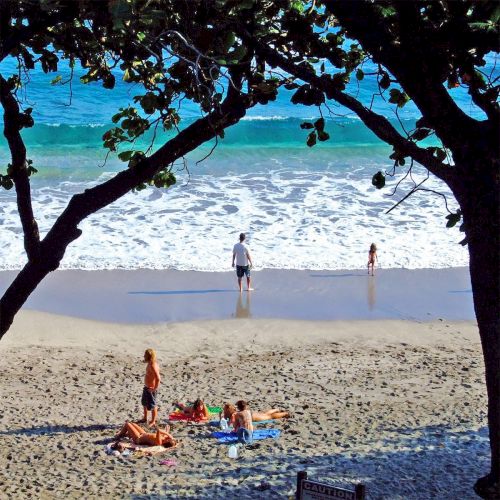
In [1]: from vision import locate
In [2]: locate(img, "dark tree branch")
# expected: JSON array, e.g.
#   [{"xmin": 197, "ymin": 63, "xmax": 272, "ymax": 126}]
[
  {"xmin": 256, "ymin": 43, "xmax": 455, "ymax": 185},
  {"xmin": 469, "ymin": 84, "xmax": 500, "ymax": 122},
  {"xmin": 324, "ymin": 0, "xmax": 484, "ymax": 152},
  {"xmin": 0, "ymin": 6, "xmax": 53, "ymax": 62},
  {"xmin": 0, "ymin": 75, "xmax": 40, "ymax": 260},
  {"xmin": 0, "ymin": 81, "xmax": 254, "ymax": 337},
  {"xmin": 0, "ymin": 2, "xmax": 12, "ymax": 60},
  {"xmin": 39, "ymin": 81, "xmax": 253, "ymax": 268}
]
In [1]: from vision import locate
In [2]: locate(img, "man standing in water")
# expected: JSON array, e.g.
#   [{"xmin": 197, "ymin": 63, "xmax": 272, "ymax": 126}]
[{"xmin": 232, "ymin": 233, "xmax": 253, "ymax": 292}]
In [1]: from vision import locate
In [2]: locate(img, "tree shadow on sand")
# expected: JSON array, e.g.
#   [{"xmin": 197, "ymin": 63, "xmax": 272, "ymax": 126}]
[
  {"xmin": 0, "ymin": 423, "xmax": 115, "ymax": 437},
  {"xmin": 128, "ymin": 289, "xmax": 237, "ymax": 295},
  {"xmin": 129, "ymin": 423, "xmax": 489, "ymax": 499},
  {"xmin": 309, "ymin": 273, "xmax": 366, "ymax": 278}
]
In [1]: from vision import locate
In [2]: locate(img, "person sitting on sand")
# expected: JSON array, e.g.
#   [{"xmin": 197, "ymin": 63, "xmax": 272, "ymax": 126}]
[
  {"xmin": 223, "ymin": 402, "xmax": 290, "ymax": 424},
  {"xmin": 232, "ymin": 400, "xmax": 254, "ymax": 444},
  {"xmin": 114, "ymin": 421, "xmax": 176, "ymax": 447},
  {"xmin": 174, "ymin": 399, "xmax": 210, "ymax": 421}
]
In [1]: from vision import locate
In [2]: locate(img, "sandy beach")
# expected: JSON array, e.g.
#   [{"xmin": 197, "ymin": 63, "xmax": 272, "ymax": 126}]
[{"xmin": 0, "ymin": 268, "xmax": 488, "ymax": 499}]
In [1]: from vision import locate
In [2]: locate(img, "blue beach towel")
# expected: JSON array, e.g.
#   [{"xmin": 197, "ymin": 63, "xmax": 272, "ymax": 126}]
[
  {"xmin": 211, "ymin": 429, "xmax": 281, "ymax": 443},
  {"xmin": 208, "ymin": 420, "xmax": 274, "ymax": 427}
]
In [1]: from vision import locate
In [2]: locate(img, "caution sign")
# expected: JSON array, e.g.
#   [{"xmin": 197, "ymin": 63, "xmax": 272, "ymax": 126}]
[
  {"xmin": 301, "ymin": 480, "xmax": 355, "ymax": 500},
  {"xmin": 296, "ymin": 472, "xmax": 365, "ymax": 500}
]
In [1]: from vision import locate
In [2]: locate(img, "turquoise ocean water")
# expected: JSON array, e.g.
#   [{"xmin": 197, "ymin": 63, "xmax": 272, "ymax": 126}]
[{"xmin": 0, "ymin": 57, "xmax": 485, "ymax": 271}]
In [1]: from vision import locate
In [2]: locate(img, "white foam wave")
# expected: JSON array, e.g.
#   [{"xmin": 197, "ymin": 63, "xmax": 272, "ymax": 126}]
[
  {"xmin": 44, "ymin": 122, "xmax": 107, "ymax": 128},
  {"xmin": 242, "ymin": 115, "xmax": 291, "ymax": 121},
  {"xmin": 0, "ymin": 165, "xmax": 469, "ymax": 272}
]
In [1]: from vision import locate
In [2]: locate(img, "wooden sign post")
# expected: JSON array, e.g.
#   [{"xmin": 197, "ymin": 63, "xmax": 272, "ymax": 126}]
[{"xmin": 296, "ymin": 471, "xmax": 366, "ymax": 500}]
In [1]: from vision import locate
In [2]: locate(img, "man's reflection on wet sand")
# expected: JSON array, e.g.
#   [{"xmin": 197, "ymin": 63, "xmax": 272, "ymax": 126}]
[{"xmin": 234, "ymin": 292, "xmax": 252, "ymax": 318}]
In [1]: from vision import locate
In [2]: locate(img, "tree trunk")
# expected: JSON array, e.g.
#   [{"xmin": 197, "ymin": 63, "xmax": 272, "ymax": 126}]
[
  {"xmin": 0, "ymin": 224, "xmax": 81, "ymax": 337},
  {"xmin": 470, "ymin": 234, "xmax": 500, "ymax": 498},
  {"xmin": 454, "ymin": 159, "xmax": 500, "ymax": 498},
  {"xmin": 0, "ymin": 259, "xmax": 53, "ymax": 337}
]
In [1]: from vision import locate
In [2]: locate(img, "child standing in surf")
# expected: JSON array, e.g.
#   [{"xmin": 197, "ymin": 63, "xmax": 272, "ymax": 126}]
[{"xmin": 367, "ymin": 243, "xmax": 378, "ymax": 276}]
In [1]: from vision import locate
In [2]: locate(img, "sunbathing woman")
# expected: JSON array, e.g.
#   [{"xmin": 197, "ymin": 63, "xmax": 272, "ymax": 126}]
[
  {"xmin": 114, "ymin": 421, "xmax": 177, "ymax": 447},
  {"xmin": 174, "ymin": 399, "xmax": 210, "ymax": 421},
  {"xmin": 223, "ymin": 402, "xmax": 290, "ymax": 424}
]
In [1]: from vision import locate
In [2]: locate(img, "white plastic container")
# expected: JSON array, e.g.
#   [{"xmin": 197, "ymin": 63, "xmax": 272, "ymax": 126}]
[
  {"xmin": 220, "ymin": 417, "xmax": 228, "ymax": 430},
  {"xmin": 228, "ymin": 444, "xmax": 238, "ymax": 459}
]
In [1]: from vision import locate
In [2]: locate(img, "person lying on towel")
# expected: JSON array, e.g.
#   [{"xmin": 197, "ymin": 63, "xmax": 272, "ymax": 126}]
[
  {"xmin": 223, "ymin": 402, "xmax": 289, "ymax": 423},
  {"xmin": 114, "ymin": 421, "xmax": 177, "ymax": 447},
  {"xmin": 174, "ymin": 399, "xmax": 210, "ymax": 421}
]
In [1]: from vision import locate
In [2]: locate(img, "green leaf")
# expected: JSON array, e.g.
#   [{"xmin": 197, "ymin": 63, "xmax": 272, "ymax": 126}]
[
  {"xmin": 445, "ymin": 211, "xmax": 462, "ymax": 228},
  {"xmin": 27, "ymin": 165, "xmax": 38, "ymax": 176},
  {"xmin": 388, "ymin": 88, "xmax": 410, "ymax": 108},
  {"xmin": 428, "ymin": 147, "xmax": 447, "ymax": 162},
  {"xmin": 473, "ymin": 70, "xmax": 487, "ymax": 90},
  {"xmin": 19, "ymin": 112, "xmax": 34, "ymax": 129},
  {"xmin": 291, "ymin": 0, "xmax": 304, "ymax": 12},
  {"xmin": 103, "ymin": 73, "xmax": 115, "ymax": 89},
  {"xmin": 230, "ymin": 45, "xmax": 247, "ymax": 61},
  {"xmin": 123, "ymin": 68, "xmax": 134, "ymax": 82},
  {"xmin": 237, "ymin": 0, "xmax": 254, "ymax": 9},
  {"xmin": 356, "ymin": 69, "xmax": 364, "ymax": 81},
  {"xmin": 112, "ymin": 112, "xmax": 123, "ymax": 124},
  {"xmin": 411, "ymin": 128, "xmax": 432, "ymax": 141},
  {"xmin": 326, "ymin": 33, "xmax": 342, "ymax": 46},
  {"xmin": 317, "ymin": 130, "xmax": 330, "ymax": 142},
  {"xmin": 379, "ymin": 6, "xmax": 396, "ymax": 17},
  {"xmin": 300, "ymin": 122, "xmax": 314, "ymax": 130},
  {"xmin": 118, "ymin": 151, "xmax": 134, "ymax": 162},
  {"xmin": 380, "ymin": 72, "xmax": 390, "ymax": 90},
  {"xmin": 436, "ymin": 149, "xmax": 447, "ymax": 162},
  {"xmin": 109, "ymin": 0, "xmax": 131, "ymax": 30},
  {"xmin": 224, "ymin": 32, "xmax": 236, "ymax": 51},
  {"xmin": 51, "ymin": 75, "xmax": 62, "ymax": 85},
  {"xmin": 2, "ymin": 177, "xmax": 14, "ymax": 190},
  {"xmin": 306, "ymin": 131, "xmax": 317, "ymax": 147},
  {"xmin": 372, "ymin": 171, "xmax": 385, "ymax": 189},
  {"xmin": 291, "ymin": 85, "xmax": 325, "ymax": 106},
  {"xmin": 314, "ymin": 117, "xmax": 325, "ymax": 132}
]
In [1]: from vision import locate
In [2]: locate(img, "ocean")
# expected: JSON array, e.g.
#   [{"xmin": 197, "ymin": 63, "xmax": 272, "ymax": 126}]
[{"xmin": 0, "ymin": 58, "xmax": 478, "ymax": 272}]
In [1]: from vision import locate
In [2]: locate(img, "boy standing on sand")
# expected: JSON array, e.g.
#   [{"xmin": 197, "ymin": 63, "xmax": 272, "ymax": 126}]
[
  {"xmin": 139, "ymin": 349, "xmax": 161, "ymax": 427},
  {"xmin": 232, "ymin": 233, "xmax": 254, "ymax": 293}
]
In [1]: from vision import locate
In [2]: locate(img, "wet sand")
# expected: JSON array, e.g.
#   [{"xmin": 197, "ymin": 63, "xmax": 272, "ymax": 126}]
[{"xmin": 0, "ymin": 267, "xmax": 474, "ymax": 323}]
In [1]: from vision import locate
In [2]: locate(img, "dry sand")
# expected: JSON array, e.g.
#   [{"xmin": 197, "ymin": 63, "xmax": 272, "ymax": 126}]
[{"xmin": 0, "ymin": 311, "xmax": 488, "ymax": 499}]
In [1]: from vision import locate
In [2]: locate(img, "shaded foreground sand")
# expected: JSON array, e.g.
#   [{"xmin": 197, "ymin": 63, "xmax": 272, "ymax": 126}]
[{"xmin": 0, "ymin": 312, "xmax": 488, "ymax": 498}]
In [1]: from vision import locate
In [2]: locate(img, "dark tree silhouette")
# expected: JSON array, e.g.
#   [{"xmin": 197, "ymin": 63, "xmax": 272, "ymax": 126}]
[{"xmin": 0, "ymin": 1, "xmax": 498, "ymax": 496}]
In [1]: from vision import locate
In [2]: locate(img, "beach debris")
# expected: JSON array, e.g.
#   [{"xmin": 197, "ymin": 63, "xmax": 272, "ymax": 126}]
[
  {"xmin": 159, "ymin": 458, "xmax": 177, "ymax": 467},
  {"xmin": 228, "ymin": 445, "xmax": 238, "ymax": 459},
  {"xmin": 255, "ymin": 481, "xmax": 271, "ymax": 491}
]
